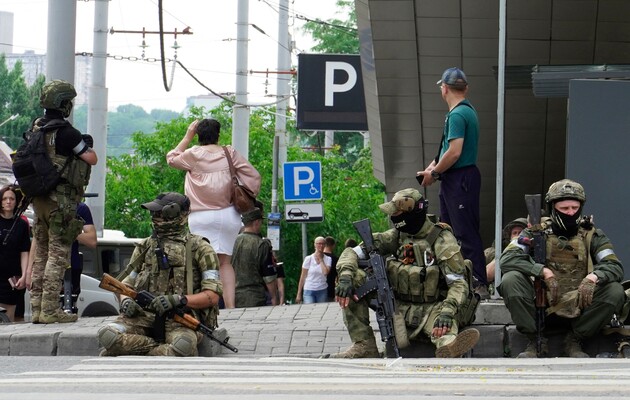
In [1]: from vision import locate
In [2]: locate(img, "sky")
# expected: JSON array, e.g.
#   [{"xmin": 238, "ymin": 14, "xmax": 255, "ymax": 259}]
[{"xmin": 1, "ymin": 0, "xmax": 341, "ymax": 112}]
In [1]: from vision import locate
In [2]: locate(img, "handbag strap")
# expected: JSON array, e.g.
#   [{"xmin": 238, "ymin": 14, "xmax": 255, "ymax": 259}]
[{"xmin": 222, "ymin": 146, "xmax": 238, "ymax": 183}]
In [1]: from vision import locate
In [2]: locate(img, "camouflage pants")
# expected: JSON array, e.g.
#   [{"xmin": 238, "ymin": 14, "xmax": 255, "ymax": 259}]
[
  {"xmin": 31, "ymin": 189, "xmax": 82, "ymax": 315},
  {"xmin": 342, "ymin": 269, "xmax": 460, "ymax": 350},
  {"xmin": 499, "ymin": 270, "xmax": 625, "ymax": 338},
  {"xmin": 101, "ymin": 314, "xmax": 203, "ymax": 356}
]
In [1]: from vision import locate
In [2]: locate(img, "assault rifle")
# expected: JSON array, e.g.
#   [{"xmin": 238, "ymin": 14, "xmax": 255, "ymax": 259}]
[
  {"xmin": 353, "ymin": 219, "xmax": 400, "ymax": 358},
  {"xmin": 522, "ymin": 194, "xmax": 547, "ymax": 357},
  {"xmin": 99, "ymin": 273, "xmax": 238, "ymax": 353}
]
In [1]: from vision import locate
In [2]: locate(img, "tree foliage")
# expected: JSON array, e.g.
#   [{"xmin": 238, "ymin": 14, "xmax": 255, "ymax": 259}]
[
  {"xmin": 301, "ymin": 0, "xmax": 359, "ymax": 54},
  {"xmin": 0, "ymin": 55, "xmax": 45, "ymax": 150}
]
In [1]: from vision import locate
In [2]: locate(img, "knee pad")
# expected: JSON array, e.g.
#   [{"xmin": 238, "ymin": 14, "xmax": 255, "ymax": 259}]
[
  {"xmin": 98, "ymin": 324, "xmax": 124, "ymax": 349},
  {"xmin": 171, "ymin": 335, "xmax": 195, "ymax": 356}
]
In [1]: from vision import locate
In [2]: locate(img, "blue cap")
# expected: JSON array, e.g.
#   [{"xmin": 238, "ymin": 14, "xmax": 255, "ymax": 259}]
[{"xmin": 437, "ymin": 67, "xmax": 468, "ymax": 87}]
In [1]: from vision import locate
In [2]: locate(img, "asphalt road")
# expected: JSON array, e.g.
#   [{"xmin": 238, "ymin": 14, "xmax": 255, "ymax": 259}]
[{"xmin": 1, "ymin": 356, "xmax": 629, "ymax": 399}]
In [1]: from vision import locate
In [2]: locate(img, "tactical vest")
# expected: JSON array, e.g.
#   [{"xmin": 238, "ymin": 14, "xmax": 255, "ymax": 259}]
[
  {"xmin": 387, "ymin": 224, "xmax": 447, "ymax": 304},
  {"xmin": 43, "ymin": 125, "xmax": 91, "ymax": 194},
  {"xmin": 545, "ymin": 227, "xmax": 592, "ymax": 299}
]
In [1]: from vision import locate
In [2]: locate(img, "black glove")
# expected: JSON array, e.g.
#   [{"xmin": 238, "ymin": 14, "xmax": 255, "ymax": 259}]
[
  {"xmin": 335, "ymin": 275, "xmax": 354, "ymax": 298},
  {"xmin": 119, "ymin": 297, "xmax": 142, "ymax": 318},
  {"xmin": 433, "ymin": 313, "xmax": 454, "ymax": 331},
  {"xmin": 82, "ymin": 133, "xmax": 94, "ymax": 148},
  {"xmin": 148, "ymin": 294, "xmax": 182, "ymax": 315}
]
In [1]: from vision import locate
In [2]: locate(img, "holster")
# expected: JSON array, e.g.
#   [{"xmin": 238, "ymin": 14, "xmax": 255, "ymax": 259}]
[{"xmin": 152, "ymin": 313, "xmax": 167, "ymax": 343}]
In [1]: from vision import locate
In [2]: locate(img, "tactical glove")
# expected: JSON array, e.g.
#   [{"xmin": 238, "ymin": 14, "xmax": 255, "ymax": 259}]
[
  {"xmin": 433, "ymin": 313, "xmax": 454, "ymax": 331},
  {"xmin": 577, "ymin": 278, "xmax": 596, "ymax": 309},
  {"xmin": 335, "ymin": 275, "xmax": 354, "ymax": 298},
  {"xmin": 544, "ymin": 276, "xmax": 560, "ymax": 306},
  {"xmin": 119, "ymin": 297, "xmax": 142, "ymax": 318},
  {"xmin": 148, "ymin": 294, "xmax": 182, "ymax": 315},
  {"xmin": 82, "ymin": 133, "xmax": 94, "ymax": 148}
]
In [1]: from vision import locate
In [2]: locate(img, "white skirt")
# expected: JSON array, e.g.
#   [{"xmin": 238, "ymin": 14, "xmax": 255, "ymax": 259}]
[{"xmin": 188, "ymin": 206, "xmax": 242, "ymax": 256}]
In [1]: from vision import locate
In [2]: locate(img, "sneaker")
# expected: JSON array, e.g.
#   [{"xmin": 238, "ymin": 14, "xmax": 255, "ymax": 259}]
[
  {"xmin": 474, "ymin": 284, "xmax": 491, "ymax": 300},
  {"xmin": 564, "ymin": 332, "xmax": 589, "ymax": 358},
  {"xmin": 435, "ymin": 328, "xmax": 480, "ymax": 358},
  {"xmin": 329, "ymin": 337, "xmax": 381, "ymax": 359},
  {"xmin": 39, "ymin": 309, "xmax": 78, "ymax": 324}
]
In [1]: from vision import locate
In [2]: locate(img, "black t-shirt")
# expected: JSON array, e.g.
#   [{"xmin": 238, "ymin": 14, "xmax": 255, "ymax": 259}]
[
  {"xmin": 40, "ymin": 110, "xmax": 88, "ymax": 157},
  {"xmin": 0, "ymin": 216, "xmax": 31, "ymax": 279}
]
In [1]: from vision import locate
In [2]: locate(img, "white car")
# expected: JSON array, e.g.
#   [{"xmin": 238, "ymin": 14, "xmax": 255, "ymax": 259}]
[{"xmin": 22, "ymin": 274, "xmax": 120, "ymax": 322}]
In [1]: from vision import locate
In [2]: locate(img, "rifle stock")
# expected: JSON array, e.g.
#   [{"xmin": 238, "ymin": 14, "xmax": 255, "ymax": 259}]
[
  {"xmin": 523, "ymin": 194, "xmax": 546, "ymax": 357},
  {"xmin": 99, "ymin": 273, "xmax": 238, "ymax": 353},
  {"xmin": 353, "ymin": 219, "xmax": 400, "ymax": 358}
]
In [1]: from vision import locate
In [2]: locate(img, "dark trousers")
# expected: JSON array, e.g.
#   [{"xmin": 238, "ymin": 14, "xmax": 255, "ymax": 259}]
[{"xmin": 439, "ymin": 165, "xmax": 487, "ymax": 285}]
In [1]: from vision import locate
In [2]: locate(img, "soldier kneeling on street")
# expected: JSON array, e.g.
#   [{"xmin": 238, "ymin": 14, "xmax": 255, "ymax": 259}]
[
  {"xmin": 330, "ymin": 188, "xmax": 480, "ymax": 358},
  {"xmin": 97, "ymin": 192, "xmax": 223, "ymax": 356}
]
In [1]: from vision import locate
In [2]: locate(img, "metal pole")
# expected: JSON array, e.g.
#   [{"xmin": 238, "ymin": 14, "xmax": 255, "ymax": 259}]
[
  {"xmin": 46, "ymin": 0, "xmax": 76, "ymax": 89},
  {"xmin": 302, "ymin": 223, "xmax": 308, "ymax": 260},
  {"xmin": 232, "ymin": 0, "xmax": 250, "ymax": 158},
  {"xmin": 493, "ymin": 0, "xmax": 507, "ymax": 295},
  {"xmin": 86, "ymin": 0, "xmax": 109, "ymax": 238}
]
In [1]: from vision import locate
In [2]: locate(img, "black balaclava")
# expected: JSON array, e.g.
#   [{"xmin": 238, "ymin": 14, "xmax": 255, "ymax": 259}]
[
  {"xmin": 550, "ymin": 204, "xmax": 582, "ymax": 237},
  {"xmin": 390, "ymin": 200, "xmax": 428, "ymax": 235}
]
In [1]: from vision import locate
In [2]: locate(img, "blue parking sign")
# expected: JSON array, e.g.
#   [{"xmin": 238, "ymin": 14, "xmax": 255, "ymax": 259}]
[{"xmin": 283, "ymin": 161, "xmax": 322, "ymax": 201}]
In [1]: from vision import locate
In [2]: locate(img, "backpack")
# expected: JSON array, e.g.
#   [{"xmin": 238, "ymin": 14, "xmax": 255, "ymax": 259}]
[{"xmin": 11, "ymin": 119, "xmax": 71, "ymax": 197}]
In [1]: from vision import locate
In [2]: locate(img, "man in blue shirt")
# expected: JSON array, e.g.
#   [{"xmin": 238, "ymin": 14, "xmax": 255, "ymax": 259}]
[{"xmin": 418, "ymin": 67, "xmax": 488, "ymax": 299}]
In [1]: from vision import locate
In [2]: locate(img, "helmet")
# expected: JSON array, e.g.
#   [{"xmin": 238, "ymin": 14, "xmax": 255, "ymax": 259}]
[
  {"xmin": 40, "ymin": 80, "xmax": 77, "ymax": 111},
  {"xmin": 504, "ymin": 217, "xmax": 528, "ymax": 235},
  {"xmin": 544, "ymin": 179, "xmax": 586, "ymax": 205}
]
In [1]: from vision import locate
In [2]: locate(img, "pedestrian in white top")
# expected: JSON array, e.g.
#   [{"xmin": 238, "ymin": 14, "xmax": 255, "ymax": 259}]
[{"xmin": 296, "ymin": 237, "xmax": 332, "ymax": 304}]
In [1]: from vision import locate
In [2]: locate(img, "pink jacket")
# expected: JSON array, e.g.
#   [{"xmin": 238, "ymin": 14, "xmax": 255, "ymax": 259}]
[{"xmin": 166, "ymin": 145, "xmax": 261, "ymax": 212}]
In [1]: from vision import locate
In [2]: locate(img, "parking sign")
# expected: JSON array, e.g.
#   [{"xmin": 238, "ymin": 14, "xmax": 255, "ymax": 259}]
[{"xmin": 283, "ymin": 161, "xmax": 322, "ymax": 201}]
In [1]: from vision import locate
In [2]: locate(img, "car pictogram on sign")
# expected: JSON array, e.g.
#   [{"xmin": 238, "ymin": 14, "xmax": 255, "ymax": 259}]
[{"xmin": 287, "ymin": 208, "xmax": 309, "ymax": 219}]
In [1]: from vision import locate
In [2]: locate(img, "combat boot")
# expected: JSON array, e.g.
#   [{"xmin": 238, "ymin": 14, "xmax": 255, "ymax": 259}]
[
  {"xmin": 31, "ymin": 308, "xmax": 41, "ymax": 324},
  {"xmin": 40, "ymin": 309, "xmax": 78, "ymax": 324},
  {"xmin": 517, "ymin": 336, "xmax": 548, "ymax": 358},
  {"xmin": 564, "ymin": 332, "xmax": 589, "ymax": 358},
  {"xmin": 435, "ymin": 328, "xmax": 480, "ymax": 358},
  {"xmin": 330, "ymin": 337, "xmax": 380, "ymax": 359}
]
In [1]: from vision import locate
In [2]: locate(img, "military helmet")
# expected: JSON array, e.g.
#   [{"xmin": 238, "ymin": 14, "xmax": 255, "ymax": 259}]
[
  {"xmin": 39, "ymin": 80, "xmax": 77, "ymax": 110},
  {"xmin": 544, "ymin": 179, "xmax": 586, "ymax": 205}
]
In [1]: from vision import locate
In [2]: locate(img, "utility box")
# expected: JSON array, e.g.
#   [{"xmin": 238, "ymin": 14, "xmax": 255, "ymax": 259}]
[{"xmin": 566, "ymin": 79, "xmax": 630, "ymax": 279}]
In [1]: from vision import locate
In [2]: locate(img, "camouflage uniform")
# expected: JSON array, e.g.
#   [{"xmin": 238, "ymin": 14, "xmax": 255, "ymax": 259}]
[
  {"xmin": 98, "ymin": 193, "xmax": 222, "ymax": 357},
  {"xmin": 333, "ymin": 188, "xmax": 479, "ymax": 358},
  {"xmin": 30, "ymin": 80, "xmax": 93, "ymax": 324},
  {"xmin": 498, "ymin": 179, "xmax": 625, "ymax": 357},
  {"xmin": 233, "ymin": 232, "xmax": 275, "ymax": 308}
]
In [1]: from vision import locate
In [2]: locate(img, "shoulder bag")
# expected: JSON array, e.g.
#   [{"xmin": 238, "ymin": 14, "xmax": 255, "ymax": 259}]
[{"xmin": 222, "ymin": 146, "xmax": 256, "ymax": 213}]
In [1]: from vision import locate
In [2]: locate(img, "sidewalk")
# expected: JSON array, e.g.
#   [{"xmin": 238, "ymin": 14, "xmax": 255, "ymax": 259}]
[{"xmin": 0, "ymin": 300, "xmax": 621, "ymax": 357}]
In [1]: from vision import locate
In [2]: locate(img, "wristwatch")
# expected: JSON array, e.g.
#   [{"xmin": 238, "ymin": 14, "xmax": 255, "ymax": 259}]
[
  {"xmin": 179, "ymin": 295, "xmax": 188, "ymax": 307},
  {"xmin": 430, "ymin": 169, "xmax": 442, "ymax": 181}
]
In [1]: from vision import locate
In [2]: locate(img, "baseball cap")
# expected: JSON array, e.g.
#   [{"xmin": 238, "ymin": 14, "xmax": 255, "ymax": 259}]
[
  {"xmin": 241, "ymin": 208, "xmax": 265, "ymax": 224},
  {"xmin": 437, "ymin": 67, "xmax": 468, "ymax": 88},
  {"xmin": 379, "ymin": 188, "xmax": 423, "ymax": 215},
  {"xmin": 141, "ymin": 192, "xmax": 190, "ymax": 212}
]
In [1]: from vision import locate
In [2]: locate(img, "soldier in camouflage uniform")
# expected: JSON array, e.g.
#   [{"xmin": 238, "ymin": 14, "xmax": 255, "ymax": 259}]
[
  {"xmin": 97, "ymin": 192, "xmax": 223, "ymax": 356},
  {"xmin": 332, "ymin": 188, "xmax": 480, "ymax": 358},
  {"xmin": 233, "ymin": 208, "xmax": 278, "ymax": 308},
  {"xmin": 499, "ymin": 179, "xmax": 625, "ymax": 358},
  {"xmin": 30, "ymin": 80, "xmax": 98, "ymax": 324}
]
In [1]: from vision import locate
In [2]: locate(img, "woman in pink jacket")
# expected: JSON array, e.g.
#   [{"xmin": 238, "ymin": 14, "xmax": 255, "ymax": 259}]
[{"xmin": 167, "ymin": 119, "xmax": 261, "ymax": 308}]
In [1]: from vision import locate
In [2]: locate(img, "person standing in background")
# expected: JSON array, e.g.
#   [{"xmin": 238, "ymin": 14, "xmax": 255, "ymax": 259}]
[
  {"xmin": 324, "ymin": 236, "xmax": 338, "ymax": 302},
  {"xmin": 296, "ymin": 236, "xmax": 331, "ymax": 304},
  {"xmin": 0, "ymin": 185, "xmax": 31, "ymax": 322},
  {"xmin": 167, "ymin": 119, "xmax": 261, "ymax": 309},
  {"xmin": 417, "ymin": 67, "xmax": 488, "ymax": 299}
]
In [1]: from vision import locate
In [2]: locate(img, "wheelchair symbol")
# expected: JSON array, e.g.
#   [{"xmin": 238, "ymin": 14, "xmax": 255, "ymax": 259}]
[{"xmin": 309, "ymin": 184, "xmax": 319, "ymax": 196}]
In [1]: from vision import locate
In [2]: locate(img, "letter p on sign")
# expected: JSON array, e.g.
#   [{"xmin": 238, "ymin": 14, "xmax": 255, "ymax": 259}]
[{"xmin": 325, "ymin": 61, "xmax": 357, "ymax": 106}]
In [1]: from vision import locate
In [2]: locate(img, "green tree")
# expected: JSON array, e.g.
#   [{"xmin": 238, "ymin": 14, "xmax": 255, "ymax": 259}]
[
  {"xmin": 301, "ymin": 0, "xmax": 359, "ymax": 54},
  {"xmin": 0, "ymin": 55, "xmax": 44, "ymax": 150}
]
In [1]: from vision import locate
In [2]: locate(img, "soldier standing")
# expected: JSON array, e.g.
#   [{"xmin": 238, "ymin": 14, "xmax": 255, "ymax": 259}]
[
  {"xmin": 499, "ymin": 179, "xmax": 625, "ymax": 357},
  {"xmin": 331, "ymin": 188, "xmax": 480, "ymax": 358},
  {"xmin": 30, "ymin": 80, "xmax": 97, "ymax": 324},
  {"xmin": 97, "ymin": 192, "xmax": 223, "ymax": 356},
  {"xmin": 233, "ymin": 208, "xmax": 278, "ymax": 308}
]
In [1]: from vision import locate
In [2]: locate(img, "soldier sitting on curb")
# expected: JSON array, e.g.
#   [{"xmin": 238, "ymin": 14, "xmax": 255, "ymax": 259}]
[{"xmin": 328, "ymin": 188, "xmax": 480, "ymax": 358}]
